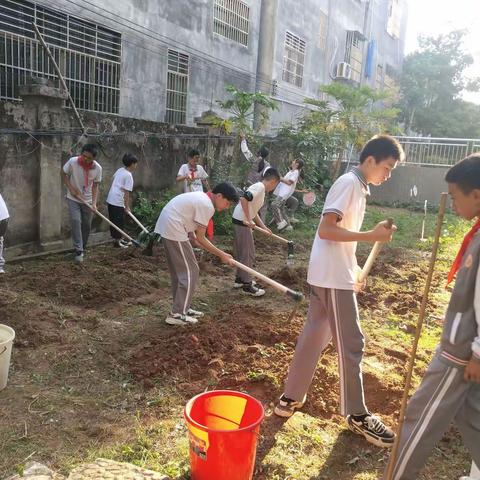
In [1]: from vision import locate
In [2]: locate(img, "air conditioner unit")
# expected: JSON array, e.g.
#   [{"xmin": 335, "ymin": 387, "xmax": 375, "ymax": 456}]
[{"xmin": 336, "ymin": 62, "xmax": 352, "ymax": 80}]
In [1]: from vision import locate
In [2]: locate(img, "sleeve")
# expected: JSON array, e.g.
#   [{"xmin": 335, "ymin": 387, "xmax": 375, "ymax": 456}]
[
  {"xmin": 291, "ymin": 170, "xmax": 300, "ymax": 183},
  {"xmin": 123, "ymin": 172, "xmax": 134, "ymax": 191},
  {"xmin": 177, "ymin": 164, "xmax": 187, "ymax": 176},
  {"xmin": 248, "ymin": 183, "xmax": 264, "ymax": 198},
  {"xmin": 199, "ymin": 166, "xmax": 208, "ymax": 179},
  {"xmin": 94, "ymin": 164, "xmax": 102, "ymax": 183},
  {"xmin": 194, "ymin": 203, "xmax": 214, "ymax": 228},
  {"xmin": 473, "ymin": 261, "xmax": 480, "ymax": 359},
  {"xmin": 322, "ymin": 176, "xmax": 355, "ymax": 220},
  {"xmin": 62, "ymin": 158, "xmax": 73, "ymax": 174},
  {"xmin": 240, "ymin": 139, "xmax": 254, "ymax": 162}
]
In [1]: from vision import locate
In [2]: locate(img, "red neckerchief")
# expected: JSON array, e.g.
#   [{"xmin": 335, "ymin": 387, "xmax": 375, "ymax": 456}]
[
  {"xmin": 446, "ymin": 218, "xmax": 480, "ymax": 286},
  {"xmin": 77, "ymin": 155, "xmax": 94, "ymax": 188},
  {"xmin": 206, "ymin": 191, "xmax": 214, "ymax": 240},
  {"xmin": 189, "ymin": 164, "xmax": 197, "ymax": 180}
]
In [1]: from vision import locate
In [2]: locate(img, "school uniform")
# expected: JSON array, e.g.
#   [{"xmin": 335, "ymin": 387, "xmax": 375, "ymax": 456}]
[
  {"xmin": 283, "ymin": 168, "xmax": 370, "ymax": 415},
  {"xmin": 232, "ymin": 182, "xmax": 265, "ymax": 285},
  {"xmin": 63, "ymin": 156, "xmax": 102, "ymax": 254},
  {"xmin": 154, "ymin": 192, "xmax": 214, "ymax": 315},
  {"xmin": 388, "ymin": 230, "xmax": 480, "ymax": 480},
  {"xmin": 106, "ymin": 167, "xmax": 134, "ymax": 240},
  {"xmin": 271, "ymin": 169, "xmax": 300, "ymax": 226},
  {"xmin": 0, "ymin": 193, "xmax": 9, "ymax": 272},
  {"xmin": 177, "ymin": 163, "xmax": 208, "ymax": 193}
]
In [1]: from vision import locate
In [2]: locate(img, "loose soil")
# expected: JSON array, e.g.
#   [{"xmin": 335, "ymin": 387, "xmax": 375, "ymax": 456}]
[{"xmin": 0, "ymin": 229, "xmax": 467, "ymax": 479}]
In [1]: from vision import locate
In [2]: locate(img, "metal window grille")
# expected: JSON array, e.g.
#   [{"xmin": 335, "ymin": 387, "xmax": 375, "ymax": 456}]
[
  {"xmin": 213, "ymin": 0, "xmax": 249, "ymax": 47},
  {"xmin": 0, "ymin": 0, "xmax": 121, "ymax": 113},
  {"xmin": 375, "ymin": 63, "xmax": 384, "ymax": 89},
  {"xmin": 165, "ymin": 49, "xmax": 188, "ymax": 125},
  {"xmin": 345, "ymin": 31, "xmax": 364, "ymax": 83},
  {"xmin": 317, "ymin": 11, "xmax": 327, "ymax": 51},
  {"xmin": 384, "ymin": 63, "xmax": 397, "ymax": 89},
  {"xmin": 282, "ymin": 31, "xmax": 305, "ymax": 88}
]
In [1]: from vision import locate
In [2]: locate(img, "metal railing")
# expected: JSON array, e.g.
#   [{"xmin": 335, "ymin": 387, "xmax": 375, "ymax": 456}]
[{"xmin": 397, "ymin": 136, "xmax": 480, "ymax": 166}]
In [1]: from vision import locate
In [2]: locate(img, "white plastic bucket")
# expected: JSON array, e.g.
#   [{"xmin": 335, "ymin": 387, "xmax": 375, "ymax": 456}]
[{"xmin": 0, "ymin": 324, "xmax": 15, "ymax": 391}]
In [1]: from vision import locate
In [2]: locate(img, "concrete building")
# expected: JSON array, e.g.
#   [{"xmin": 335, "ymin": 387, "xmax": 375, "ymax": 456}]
[{"xmin": 0, "ymin": 0, "xmax": 407, "ymax": 131}]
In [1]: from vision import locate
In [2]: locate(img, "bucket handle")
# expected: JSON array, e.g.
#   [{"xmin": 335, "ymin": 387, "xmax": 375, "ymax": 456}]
[{"xmin": 0, "ymin": 346, "xmax": 6, "ymax": 356}]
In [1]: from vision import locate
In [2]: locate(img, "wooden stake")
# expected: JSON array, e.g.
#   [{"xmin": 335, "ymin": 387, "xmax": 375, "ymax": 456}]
[{"xmin": 384, "ymin": 192, "xmax": 448, "ymax": 480}]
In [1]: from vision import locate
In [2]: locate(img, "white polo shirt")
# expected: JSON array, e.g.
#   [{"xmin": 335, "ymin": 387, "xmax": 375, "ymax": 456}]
[
  {"xmin": 178, "ymin": 163, "xmax": 208, "ymax": 193},
  {"xmin": 107, "ymin": 167, "xmax": 134, "ymax": 207},
  {"xmin": 307, "ymin": 168, "xmax": 370, "ymax": 290},
  {"xmin": 154, "ymin": 191, "xmax": 214, "ymax": 242},
  {"xmin": 63, "ymin": 156, "xmax": 102, "ymax": 204},
  {"xmin": 232, "ymin": 182, "xmax": 265, "ymax": 223},
  {"xmin": 274, "ymin": 169, "xmax": 300, "ymax": 200},
  {"xmin": 0, "ymin": 193, "xmax": 9, "ymax": 221}
]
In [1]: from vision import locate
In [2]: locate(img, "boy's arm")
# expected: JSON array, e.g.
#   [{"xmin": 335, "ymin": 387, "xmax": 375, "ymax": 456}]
[
  {"xmin": 240, "ymin": 197, "xmax": 255, "ymax": 227},
  {"xmin": 240, "ymin": 136, "xmax": 254, "ymax": 162},
  {"xmin": 195, "ymin": 226, "xmax": 234, "ymax": 264},
  {"xmin": 464, "ymin": 262, "xmax": 480, "ymax": 382},
  {"xmin": 318, "ymin": 213, "xmax": 395, "ymax": 243},
  {"xmin": 61, "ymin": 170, "xmax": 82, "ymax": 199},
  {"xmin": 92, "ymin": 182, "xmax": 100, "ymax": 209},
  {"xmin": 122, "ymin": 189, "xmax": 131, "ymax": 212}
]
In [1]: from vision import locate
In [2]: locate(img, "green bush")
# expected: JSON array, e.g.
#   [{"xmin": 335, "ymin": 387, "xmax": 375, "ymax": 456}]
[{"xmin": 132, "ymin": 189, "xmax": 177, "ymax": 231}]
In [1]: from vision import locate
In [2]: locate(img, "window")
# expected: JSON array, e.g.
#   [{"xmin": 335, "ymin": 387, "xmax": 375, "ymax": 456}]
[
  {"xmin": 0, "ymin": 0, "xmax": 121, "ymax": 113},
  {"xmin": 387, "ymin": 0, "xmax": 402, "ymax": 39},
  {"xmin": 384, "ymin": 63, "xmax": 397, "ymax": 89},
  {"xmin": 213, "ymin": 0, "xmax": 250, "ymax": 47},
  {"xmin": 165, "ymin": 50, "xmax": 189, "ymax": 125},
  {"xmin": 282, "ymin": 31, "xmax": 306, "ymax": 88},
  {"xmin": 318, "ymin": 11, "xmax": 328, "ymax": 51},
  {"xmin": 345, "ymin": 30, "xmax": 364, "ymax": 83},
  {"xmin": 375, "ymin": 63, "xmax": 384, "ymax": 89}
]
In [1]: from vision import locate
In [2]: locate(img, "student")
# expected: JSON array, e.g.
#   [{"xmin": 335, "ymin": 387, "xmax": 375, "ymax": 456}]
[
  {"xmin": 62, "ymin": 144, "xmax": 102, "ymax": 263},
  {"xmin": 271, "ymin": 158, "xmax": 304, "ymax": 231},
  {"xmin": 176, "ymin": 149, "xmax": 210, "ymax": 193},
  {"xmin": 240, "ymin": 133, "xmax": 271, "ymax": 186},
  {"xmin": 232, "ymin": 168, "xmax": 281, "ymax": 296},
  {"xmin": 154, "ymin": 183, "xmax": 238, "ymax": 326},
  {"xmin": 106, "ymin": 153, "xmax": 139, "ymax": 248},
  {"xmin": 274, "ymin": 135, "xmax": 404, "ymax": 449},
  {"xmin": 0, "ymin": 192, "xmax": 9, "ymax": 274},
  {"xmin": 386, "ymin": 154, "xmax": 480, "ymax": 480}
]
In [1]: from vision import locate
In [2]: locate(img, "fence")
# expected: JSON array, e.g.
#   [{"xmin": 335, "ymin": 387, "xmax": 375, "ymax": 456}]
[{"xmin": 396, "ymin": 136, "xmax": 480, "ymax": 166}]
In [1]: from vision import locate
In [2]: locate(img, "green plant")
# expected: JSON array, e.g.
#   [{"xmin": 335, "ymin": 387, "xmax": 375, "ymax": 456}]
[{"xmin": 132, "ymin": 189, "xmax": 177, "ymax": 231}]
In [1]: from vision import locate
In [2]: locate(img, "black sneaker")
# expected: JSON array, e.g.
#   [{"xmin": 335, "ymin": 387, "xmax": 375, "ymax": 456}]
[
  {"xmin": 347, "ymin": 413, "xmax": 395, "ymax": 448},
  {"xmin": 242, "ymin": 283, "xmax": 265, "ymax": 297},
  {"xmin": 274, "ymin": 394, "xmax": 306, "ymax": 418}
]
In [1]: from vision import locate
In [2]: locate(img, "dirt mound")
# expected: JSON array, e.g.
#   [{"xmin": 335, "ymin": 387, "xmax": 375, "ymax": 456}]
[{"xmin": 270, "ymin": 265, "xmax": 308, "ymax": 291}]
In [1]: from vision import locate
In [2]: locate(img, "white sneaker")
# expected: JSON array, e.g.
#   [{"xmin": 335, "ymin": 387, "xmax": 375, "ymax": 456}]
[
  {"xmin": 242, "ymin": 283, "xmax": 265, "ymax": 297},
  {"xmin": 285, "ymin": 225, "xmax": 293, "ymax": 231},
  {"xmin": 277, "ymin": 220, "xmax": 288, "ymax": 231},
  {"xmin": 187, "ymin": 308, "xmax": 204, "ymax": 317},
  {"xmin": 0, "ymin": 268, "xmax": 5, "ymax": 274},
  {"xmin": 289, "ymin": 217, "xmax": 299, "ymax": 224},
  {"xmin": 119, "ymin": 239, "xmax": 132, "ymax": 248},
  {"xmin": 74, "ymin": 252, "xmax": 84, "ymax": 263},
  {"xmin": 165, "ymin": 313, "xmax": 198, "ymax": 325},
  {"xmin": 234, "ymin": 278, "xmax": 259, "ymax": 289}
]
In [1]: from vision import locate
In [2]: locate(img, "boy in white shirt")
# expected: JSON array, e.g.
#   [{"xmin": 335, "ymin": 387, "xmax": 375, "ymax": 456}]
[
  {"xmin": 274, "ymin": 135, "xmax": 404, "ymax": 449},
  {"xmin": 0, "ymin": 193, "xmax": 9, "ymax": 274},
  {"xmin": 232, "ymin": 168, "xmax": 281, "ymax": 296},
  {"xmin": 107, "ymin": 153, "xmax": 138, "ymax": 248},
  {"xmin": 62, "ymin": 144, "xmax": 102, "ymax": 263},
  {"xmin": 271, "ymin": 158, "xmax": 304, "ymax": 231},
  {"xmin": 154, "ymin": 183, "xmax": 238, "ymax": 326},
  {"xmin": 176, "ymin": 149, "xmax": 210, "ymax": 193}
]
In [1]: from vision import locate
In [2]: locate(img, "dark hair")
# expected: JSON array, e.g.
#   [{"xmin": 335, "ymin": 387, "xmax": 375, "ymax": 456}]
[
  {"xmin": 256, "ymin": 146, "xmax": 269, "ymax": 159},
  {"xmin": 295, "ymin": 158, "xmax": 304, "ymax": 170},
  {"xmin": 445, "ymin": 154, "xmax": 480, "ymax": 194},
  {"xmin": 212, "ymin": 182, "xmax": 239, "ymax": 202},
  {"xmin": 81, "ymin": 143, "xmax": 98, "ymax": 157},
  {"xmin": 262, "ymin": 167, "xmax": 280, "ymax": 181},
  {"xmin": 122, "ymin": 153, "xmax": 138, "ymax": 168},
  {"xmin": 359, "ymin": 135, "xmax": 404, "ymax": 164},
  {"xmin": 188, "ymin": 148, "xmax": 200, "ymax": 158}
]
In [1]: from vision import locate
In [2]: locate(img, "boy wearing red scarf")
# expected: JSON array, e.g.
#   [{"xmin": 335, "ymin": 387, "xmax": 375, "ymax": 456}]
[
  {"xmin": 62, "ymin": 144, "xmax": 102, "ymax": 263},
  {"xmin": 176, "ymin": 149, "xmax": 210, "ymax": 193},
  {"xmin": 386, "ymin": 154, "xmax": 480, "ymax": 480}
]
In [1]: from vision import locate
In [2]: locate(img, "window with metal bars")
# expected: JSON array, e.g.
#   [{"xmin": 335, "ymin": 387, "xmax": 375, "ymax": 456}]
[
  {"xmin": 384, "ymin": 63, "xmax": 397, "ymax": 89},
  {"xmin": 375, "ymin": 63, "xmax": 384, "ymax": 89},
  {"xmin": 345, "ymin": 31, "xmax": 364, "ymax": 83},
  {"xmin": 213, "ymin": 0, "xmax": 249, "ymax": 47},
  {"xmin": 282, "ymin": 31, "xmax": 306, "ymax": 88},
  {"xmin": 0, "ymin": 0, "xmax": 121, "ymax": 113},
  {"xmin": 387, "ymin": 0, "xmax": 402, "ymax": 39},
  {"xmin": 165, "ymin": 50, "xmax": 189, "ymax": 125}
]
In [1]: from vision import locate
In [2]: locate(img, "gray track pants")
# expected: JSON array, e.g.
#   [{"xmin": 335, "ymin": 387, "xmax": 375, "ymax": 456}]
[
  {"xmin": 0, "ymin": 218, "xmax": 8, "ymax": 270},
  {"xmin": 284, "ymin": 286, "xmax": 368, "ymax": 416},
  {"xmin": 387, "ymin": 353, "xmax": 480, "ymax": 480},
  {"xmin": 67, "ymin": 198, "xmax": 93, "ymax": 253},
  {"xmin": 233, "ymin": 224, "xmax": 255, "ymax": 284},
  {"xmin": 271, "ymin": 196, "xmax": 289, "ymax": 225},
  {"xmin": 163, "ymin": 238, "xmax": 199, "ymax": 315}
]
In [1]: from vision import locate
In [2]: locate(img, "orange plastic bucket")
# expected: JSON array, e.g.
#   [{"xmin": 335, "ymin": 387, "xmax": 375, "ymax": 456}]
[{"xmin": 184, "ymin": 390, "xmax": 265, "ymax": 480}]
